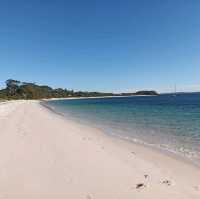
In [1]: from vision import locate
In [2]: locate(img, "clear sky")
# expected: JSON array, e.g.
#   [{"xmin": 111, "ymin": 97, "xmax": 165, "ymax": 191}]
[{"xmin": 0, "ymin": 0, "xmax": 200, "ymax": 93}]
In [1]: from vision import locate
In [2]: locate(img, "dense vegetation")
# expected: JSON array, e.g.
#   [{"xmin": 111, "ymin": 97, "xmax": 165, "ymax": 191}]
[
  {"xmin": 121, "ymin": 90, "xmax": 159, "ymax": 96},
  {"xmin": 0, "ymin": 79, "xmax": 115, "ymax": 100},
  {"xmin": 0, "ymin": 79, "xmax": 158, "ymax": 100}
]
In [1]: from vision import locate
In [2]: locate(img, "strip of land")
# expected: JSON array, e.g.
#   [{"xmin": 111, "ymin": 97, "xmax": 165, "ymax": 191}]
[{"xmin": 0, "ymin": 100, "xmax": 200, "ymax": 199}]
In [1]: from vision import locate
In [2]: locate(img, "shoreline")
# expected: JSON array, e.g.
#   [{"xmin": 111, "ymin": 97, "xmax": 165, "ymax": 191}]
[
  {"xmin": 42, "ymin": 94, "xmax": 157, "ymax": 101},
  {"xmin": 42, "ymin": 100, "xmax": 200, "ymax": 169},
  {"xmin": 40, "ymin": 101, "xmax": 200, "ymax": 195},
  {"xmin": 0, "ymin": 100, "xmax": 199, "ymax": 198}
]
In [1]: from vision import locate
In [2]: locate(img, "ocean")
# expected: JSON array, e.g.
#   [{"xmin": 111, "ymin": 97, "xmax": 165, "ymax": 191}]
[{"xmin": 46, "ymin": 93, "xmax": 200, "ymax": 165}]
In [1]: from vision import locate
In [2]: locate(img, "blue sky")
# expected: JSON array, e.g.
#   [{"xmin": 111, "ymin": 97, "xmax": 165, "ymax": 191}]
[{"xmin": 0, "ymin": 0, "xmax": 200, "ymax": 93}]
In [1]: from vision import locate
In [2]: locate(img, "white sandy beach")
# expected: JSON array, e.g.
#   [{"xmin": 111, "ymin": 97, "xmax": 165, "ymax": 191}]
[{"xmin": 0, "ymin": 100, "xmax": 200, "ymax": 199}]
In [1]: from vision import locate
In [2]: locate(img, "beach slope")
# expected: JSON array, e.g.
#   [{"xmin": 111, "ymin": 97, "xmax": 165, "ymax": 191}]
[{"xmin": 0, "ymin": 100, "xmax": 199, "ymax": 199}]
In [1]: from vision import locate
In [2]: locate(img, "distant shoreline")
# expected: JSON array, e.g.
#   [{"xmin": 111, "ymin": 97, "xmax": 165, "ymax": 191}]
[{"xmin": 43, "ymin": 94, "xmax": 157, "ymax": 101}]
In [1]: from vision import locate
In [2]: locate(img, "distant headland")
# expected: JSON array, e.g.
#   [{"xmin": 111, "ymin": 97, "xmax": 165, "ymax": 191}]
[{"xmin": 0, "ymin": 79, "xmax": 159, "ymax": 100}]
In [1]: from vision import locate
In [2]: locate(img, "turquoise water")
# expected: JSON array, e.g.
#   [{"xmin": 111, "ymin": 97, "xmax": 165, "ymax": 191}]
[{"xmin": 47, "ymin": 93, "xmax": 200, "ymax": 165}]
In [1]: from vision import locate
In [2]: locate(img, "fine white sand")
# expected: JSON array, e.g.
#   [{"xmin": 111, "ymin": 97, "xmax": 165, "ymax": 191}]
[{"xmin": 0, "ymin": 100, "xmax": 200, "ymax": 199}]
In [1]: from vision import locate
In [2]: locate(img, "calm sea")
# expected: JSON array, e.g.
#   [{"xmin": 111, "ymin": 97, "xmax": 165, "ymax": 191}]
[{"xmin": 47, "ymin": 93, "xmax": 200, "ymax": 165}]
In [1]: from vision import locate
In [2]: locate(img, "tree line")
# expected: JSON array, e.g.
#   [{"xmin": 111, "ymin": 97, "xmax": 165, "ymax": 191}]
[
  {"xmin": 0, "ymin": 79, "xmax": 159, "ymax": 100},
  {"xmin": 0, "ymin": 79, "xmax": 115, "ymax": 100}
]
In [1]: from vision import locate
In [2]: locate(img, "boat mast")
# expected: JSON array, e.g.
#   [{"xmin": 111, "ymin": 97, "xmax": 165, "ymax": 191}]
[{"xmin": 174, "ymin": 84, "xmax": 177, "ymax": 96}]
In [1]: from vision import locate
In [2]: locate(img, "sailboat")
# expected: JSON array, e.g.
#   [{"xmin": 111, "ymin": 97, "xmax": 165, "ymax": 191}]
[{"xmin": 173, "ymin": 84, "xmax": 177, "ymax": 97}]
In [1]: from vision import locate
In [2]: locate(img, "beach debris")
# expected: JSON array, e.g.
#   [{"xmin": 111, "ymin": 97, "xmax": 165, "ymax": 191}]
[
  {"xmin": 162, "ymin": 180, "xmax": 171, "ymax": 186},
  {"xmin": 136, "ymin": 183, "xmax": 146, "ymax": 189},
  {"xmin": 131, "ymin": 151, "xmax": 136, "ymax": 155}
]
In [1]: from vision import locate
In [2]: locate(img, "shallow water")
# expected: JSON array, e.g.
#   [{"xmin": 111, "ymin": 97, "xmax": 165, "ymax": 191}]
[{"xmin": 47, "ymin": 93, "xmax": 200, "ymax": 165}]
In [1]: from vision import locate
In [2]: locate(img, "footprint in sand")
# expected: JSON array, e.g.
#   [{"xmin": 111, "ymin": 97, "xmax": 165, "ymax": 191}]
[
  {"xmin": 134, "ymin": 174, "xmax": 150, "ymax": 190},
  {"xmin": 161, "ymin": 180, "xmax": 173, "ymax": 186},
  {"xmin": 144, "ymin": 174, "xmax": 148, "ymax": 179},
  {"xmin": 86, "ymin": 194, "xmax": 92, "ymax": 199},
  {"xmin": 194, "ymin": 185, "xmax": 200, "ymax": 191}
]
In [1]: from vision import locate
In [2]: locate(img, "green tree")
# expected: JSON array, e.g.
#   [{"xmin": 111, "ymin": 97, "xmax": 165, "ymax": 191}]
[{"xmin": 6, "ymin": 79, "xmax": 21, "ymax": 96}]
